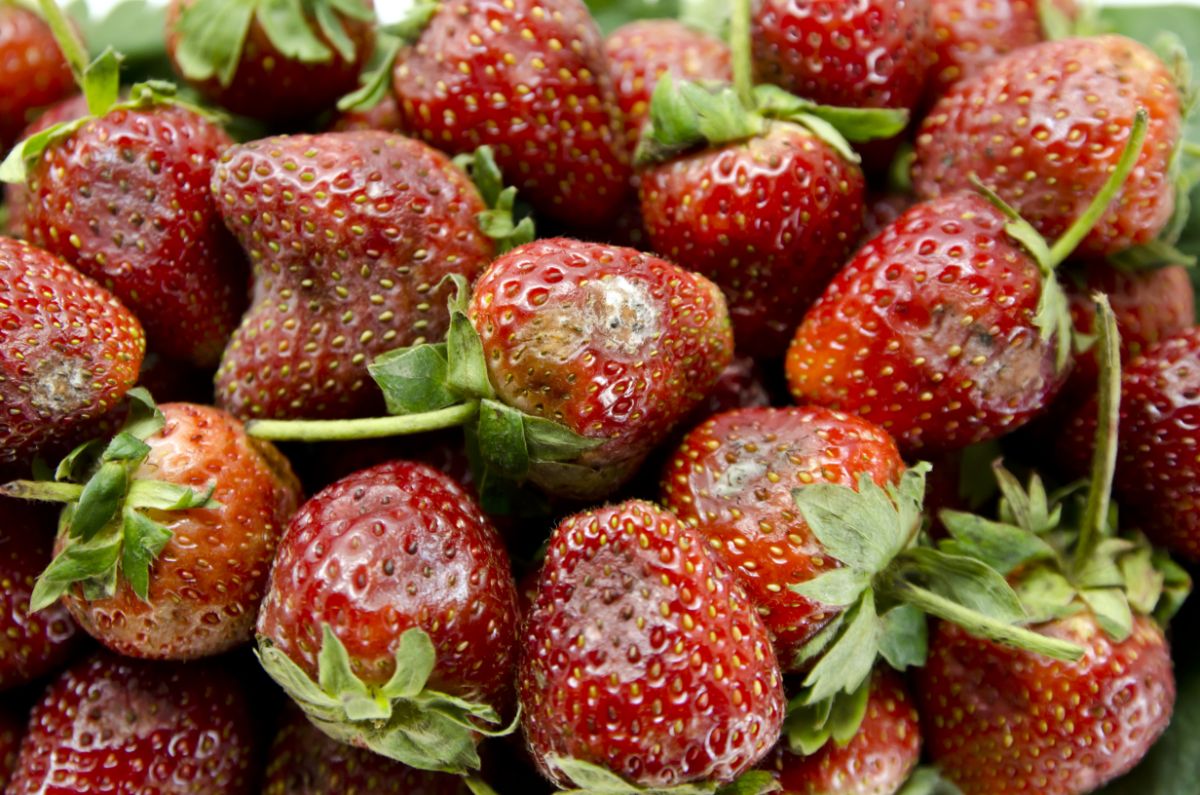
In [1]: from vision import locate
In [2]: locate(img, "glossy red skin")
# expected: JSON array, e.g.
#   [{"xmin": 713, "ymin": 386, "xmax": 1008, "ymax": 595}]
[
  {"xmin": 763, "ymin": 669, "xmax": 920, "ymax": 795},
  {"xmin": 919, "ymin": 615, "xmax": 1174, "ymax": 795},
  {"xmin": 0, "ymin": 704, "xmax": 21, "ymax": 790},
  {"xmin": 661, "ymin": 407, "xmax": 904, "ymax": 669},
  {"xmin": 641, "ymin": 123, "xmax": 866, "ymax": 358},
  {"xmin": 60, "ymin": 403, "xmax": 302, "ymax": 660},
  {"xmin": 166, "ymin": 0, "xmax": 375, "ymax": 123},
  {"xmin": 926, "ymin": 0, "xmax": 1077, "ymax": 99},
  {"xmin": 329, "ymin": 94, "xmax": 404, "ymax": 133},
  {"xmin": 1060, "ymin": 327, "xmax": 1200, "ymax": 561},
  {"xmin": 264, "ymin": 706, "xmax": 467, "ymax": 795},
  {"xmin": 0, "ymin": 5, "xmax": 73, "ymax": 151},
  {"xmin": 3, "ymin": 94, "xmax": 88, "ymax": 241},
  {"xmin": 392, "ymin": 0, "xmax": 631, "ymax": 229},
  {"xmin": 257, "ymin": 461, "xmax": 520, "ymax": 707},
  {"xmin": 913, "ymin": 36, "xmax": 1181, "ymax": 258},
  {"xmin": 520, "ymin": 500, "xmax": 785, "ymax": 788},
  {"xmin": 469, "ymin": 238, "xmax": 734, "ymax": 499},
  {"xmin": 8, "ymin": 652, "xmax": 258, "ymax": 795},
  {"xmin": 0, "ymin": 236, "xmax": 144, "ymax": 472},
  {"xmin": 786, "ymin": 192, "xmax": 1067, "ymax": 455},
  {"xmin": 212, "ymin": 131, "xmax": 493, "ymax": 421},
  {"xmin": 605, "ymin": 19, "xmax": 732, "ymax": 153},
  {"xmin": 0, "ymin": 499, "xmax": 79, "ymax": 690},
  {"xmin": 24, "ymin": 105, "xmax": 248, "ymax": 367},
  {"xmin": 752, "ymin": 0, "xmax": 930, "ymax": 114}
]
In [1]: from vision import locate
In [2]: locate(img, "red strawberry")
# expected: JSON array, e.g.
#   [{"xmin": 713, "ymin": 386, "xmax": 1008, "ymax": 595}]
[
  {"xmin": 0, "ymin": 704, "xmax": 21, "ymax": 789},
  {"xmin": 661, "ymin": 406, "xmax": 905, "ymax": 668},
  {"xmin": 264, "ymin": 706, "xmax": 468, "ymax": 795},
  {"xmin": 0, "ymin": 498, "xmax": 79, "ymax": 690},
  {"xmin": 913, "ymin": 35, "xmax": 1181, "ymax": 258},
  {"xmin": 21, "ymin": 102, "xmax": 250, "ymax": 367},
  {"xmin": 519, "ymin": 499, "xmax": 786, "ymax": 789},
  {"xmin": 0, "ymin": 235, "xmax": 144, "ymax": 473},
  {"xmin": 330, "ymin": 93, "xmax": 404, "ymax": 133},
  {"xmin": 605, "ymin": 19, "xmax": 733, "ymax": 151},
  {"xmin": 7, "ymin": 652, "xmax": 259, "ymax": 795},
  {"xmin": 166, "ymin": 0, "xmax": 376, "ymax": 123},
  {"xmin": 212, "ymin": 131, "xmax": 495, "ymax": 421},
  {"xmin": 391, "ymin": 0, "xmax": 632, "ymax": 228},
  {"xmin": 2, "ymin": 93, "xmax": 88, "ymax": 240},
  {"xmin": 256, "ymin": 460, "xmax": 520, "ymax": 774},
  {"xmin": 0, "ymin": 4, "xmax": 73, "ymax": 151},
  {"xmin": 763, "ymin": 669, "xmax": 921, "ymax": 795},
  {"xmin": 919, "ymin": 614, "xmax": 1174, "ymax": 795}
]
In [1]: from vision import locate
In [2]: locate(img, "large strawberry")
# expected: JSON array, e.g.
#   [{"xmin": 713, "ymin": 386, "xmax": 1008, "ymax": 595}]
[
  {"xmin": 2, "ymin": 393, "xmax": 301, "ymax": 660},
  {"xmin": 166, "ymin": 0, "xmax": 375, "ymax": 123},
  {"xmin": 0, "ymin": 235, "xmax": 144, "ymax": 473},
  {"xmin": 0, "ymin": 1, "xmax": 73, "ymax": 151},
  {"xmin": 256, "ymin": 460, "xmax": 520, "ymax": 774},
  {"xmin": 7, "ymin": 652, "xmax": 259, "ymax": 794},
  {"xmin": 211, "ymin": 131, "xmax": 502, "ymax": 422},
  {"xmin": 0, "ymin": 498, "xmax": 79, "ymax": 690},
  {"xmin": 913, "ymin": 35, "xmax": 1181, "ymax": 258},
  {"xmin": 519, "ymin": 499, "xmax": 785, "ymax": 791}
]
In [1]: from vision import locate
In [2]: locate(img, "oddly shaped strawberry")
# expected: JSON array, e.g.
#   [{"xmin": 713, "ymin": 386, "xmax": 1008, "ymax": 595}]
[
  {"xmin": 256, "ymin": 460, "xmax": 520, "ymax": 774},
  {"xmin": 0, "ymin": 498, "xmax": 79, "ymax": 691},
  {"xmin": 0, "ymin": 236, "xmax": 144, "ymax": 473},
  {"xmin": 7, "ymin": 652, "xmax": 259, "ymax": 795},
  {"xmin": 764, "ymin": 669, "xmax": 920, "ymax": 795},
  {"xmin": 919, "ymin": 614, "xmax": 1174, "ymax": 795},
  {"xmin": 913, "ymin": 35, "xmax": 1181, "ymax": 258},
  {"xmin": 661, "ymin": 406, "xmax": 905, "ymax": 668},
  {"xmin": 519, "ymin": 499, "xmax": 786, "ymax": 789},
  {"xmin": 167, "ymin": 0, "xmax": 376, "ymax": 123},
  {"xmin": 391, "ymin": 0, "xmax": 631, "ymax": 228},
  {"xmin": 0, "ymin": 3, "xmax": 74, "ymax": 151},
  {"xmin": 212, "ymin": 131, "xmax": 494, "ymax": 421}
]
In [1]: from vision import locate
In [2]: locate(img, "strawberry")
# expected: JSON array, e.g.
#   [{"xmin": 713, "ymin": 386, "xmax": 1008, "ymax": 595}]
[
  {"xmin": 387, "ymin": 0, "xmax": 632, "ymax": 228},
  {"xmin": 2, "ymin": 394, "xmax": 302, "ymax": 660},
  {"xmin": 166, "ymin": 0, "xmax": 376, "ymax": 123},
  {"xmin": 861, "ymin": 191, "xmax": 914, "ymax": 243},
  {"xmin": 7, "ymin": 651, "xmax": 259, "ymax": 794},
  {"xmin": 913, "ymin": 35, "xmax": 1181, "ymax": 258},
  {"xmin": 264, "ymin": 705, "xmax": 469, "ymax": 795},
  {"xmin": 330, "ymin": 93, "xmax": 404, "ymax": 133},
  {"xmin": 0, "ymin": 498, "xmax": 79, "ymax": 690},
  {"xmin": 255, "ymin": 459, "xmax": 520, "ymax": 774},
  {"xmin": 680, "ymin": 354, "xmax": 772, "ymax": 428},
  {"xmin": 2, "ymin": 93, "xmax": 88, "ymax": 240},
  {"xmin": 518, "ymin": 499, "xmax": 786, "ymax": 789},
  {"xmin": 0, "ymin": 3, "xmax": 74, "ymax": 151},
  {"xmin": 0, "ymin": 704, "xmax": 21, "ymax": 790},
  {"xmin": 764, "ymin": 669, "xmax": 921, "ymax": 795},
  {"xmin": 0, "ymin": 235, "xmax": 144, "ymax": 473},
  {"xmin": 211, "ymin": 131, "xmax": 497, "ymax": 421},
  {"xmin": 661, "ymin": 406, "xmax": 905, "ymax": 668}
]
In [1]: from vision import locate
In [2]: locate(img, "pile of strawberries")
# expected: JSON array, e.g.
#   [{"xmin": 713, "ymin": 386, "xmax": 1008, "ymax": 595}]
[{"xmin": 1, "ymin": 0, "xmax": 1198, "ymax": 793}]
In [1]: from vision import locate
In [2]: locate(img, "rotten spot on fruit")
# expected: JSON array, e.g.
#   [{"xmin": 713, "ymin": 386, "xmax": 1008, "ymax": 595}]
[{"xmin": 30, "ymin": 357, "xmax": 94, "ymax": 417}]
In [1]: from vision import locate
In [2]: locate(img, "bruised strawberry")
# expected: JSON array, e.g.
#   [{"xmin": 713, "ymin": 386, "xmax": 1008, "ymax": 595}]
[
  {"xmin": 519, "ymin": 499, "xmax": 786, "ymax": 789},
  {"xmin": 391, "ymin": 0, "xmax": 631, "ymax": 228},
  {"xmin": 7, "ymin": 652, "xmax": 259, "ymax": 795},
  {"xmin": 0, "ymin": 3, "xmax": 74, "ymax": 151},
  {"xmin": 212, "ymin": 131, "xmax": 494, "ymax": 421},
  {"xmin": 913, "ymin": 35, "xmax": 1181, "ymax": 258},
  {"xmin": 0, "ymin": 236, "xmax": 144, "ymax": 473},
  {"xmin": 661, "ymin": 406, "xmax": 905, "ymax": 668}
]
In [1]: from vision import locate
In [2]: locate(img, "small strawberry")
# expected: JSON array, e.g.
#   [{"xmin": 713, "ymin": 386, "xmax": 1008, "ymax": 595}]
[
  {"xmin": 0, "ymin": 703, "xmax": 21, "ymax": 789},
  {"xmin": 0, "ymin": 498, "xmax": 79, "ymax": 691},
  {"xmin": 0, "ymin": 2, "xmax": 74, "ymax": 151},
  {"xmin": 913, "ymin": 35, "xmax": 1181, "ymax": 258},
  {"xmin": 2, "ymin": 393, "xmax": 302, "ymax": 660},
  {"xmin": 255, "ymin": 460, "xmax": 520, "ymax": 774},
  {"xmin": 166, "ymin": 0, "xmax": 376, "ymax": 123},
  {"xmin": 0, "ymin": 235, "xmax": 144, "ymax": 474},
  {"xmin": 7, "ymin": 652, "xmax": 259, "ymax": 795},
  {"xmin": 519, "ymin": 499, "xmax": 786, "ymax": 790},
  {"xmin": 384, "ymin": 0, "xmax": 632, "ymax": 228}
]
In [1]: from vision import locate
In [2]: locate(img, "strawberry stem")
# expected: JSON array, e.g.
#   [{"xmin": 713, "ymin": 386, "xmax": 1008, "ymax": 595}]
[
  {"xmin": 1073, "ymin": 294, "xmax": 1121, "ymax": 571},
  {"xmin": 730, "ymin": 0, "xmax": 754, "ymax": 108},
  {"xmin": 36, "ymin": 0, "xmax": 88, "ymax": 80},
  {"xmin": 244, "ymin": 402, "xmax": 480, "ymax": 442}
]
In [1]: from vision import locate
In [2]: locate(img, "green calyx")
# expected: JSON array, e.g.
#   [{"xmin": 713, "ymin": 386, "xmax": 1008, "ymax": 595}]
[
  {"xmin": 895, "ymin": 768, "xmax": 964, "ymax": 795},
  {"xmin": 257, "ymin": 625, "xmax": 515, "ymax": 775},
  {"xmin": 546, "ymin": 757, "xmax": 780, "ymax": 795},
  {"xmin": 454, "ymin": 146, "xmax": 536, "ymax": 254},
  {"xmin": 172, "ymin": 0, "xmax": 375, "ymax": 87},
  {"xmin": 0, "ymin": 389, "xmax": 219, "ymax": 611},
  {"xmin": 337, "ymin": 0, "xmax": 437, "ymax": 111}
]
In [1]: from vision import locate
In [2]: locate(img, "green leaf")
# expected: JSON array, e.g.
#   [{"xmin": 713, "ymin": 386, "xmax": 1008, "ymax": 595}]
[
  {"xmin": 1080, "ymin": 587, "xmax": 1133, "ymax": 642},
  {"xmin": 170, "ymin": 0, "xmax": 257, "ymax": 84},
  {"xmin": 477, "ymin": 399, "xmax": 530, "ymax": 479},
  {"xmin": 121, "ymin": 387, "xmax": 166, "ymax": 440},
  {"xmin": 68, "ymin": 461, "xmax": 127, "ymax": 541},
  {"xmin": 102, "ymin": 433, "xmax": 151, "ymax": 463},
  {"xmin": 524, "ymin": 415, "xmax": 603, "ymax": 463},
  {"xmin": 1037, "ymin": 0, "xmax": 1073, "ymax": 40},
  {"xmin": 902, "ymin": 548, "xmax": 1026, "ymax": 624},
  {"xmin": 785, "ymin": 695, "xmax": 834, "ymax": 755},
  {"xmin": 800, "ymin": 590, "xmax": 881, "ymax": 704},
  {"xmin": 584, "ymin": 0, "xmax": 681, "ymax": 35},
  {"xmin": 790, "ymin": 567, "xmax": 871, "ymax": 607},
  {"xmin": 313, "ymin": 0, "xmax": 357, "ymax": 62},
  {"xmin": 792, "ymin": 474, "xmax": 909, "ymax": 574},
  {"xmin": 80, "ymin": 47, "xmax": 121, "ymax": 116},
  {"xmin": 0, "ymin": 480, "xmax": 85, "ymax": 503},
  {"xmin": 715, "ymin": 771, "xmax": 781, "ymax": 795},
  {"xmin": 381, "ymin": 628, "xmax": 437, "ymax": 699},
  {"xmin": 677, "ymin": 0, "xmax": 731, "ymax": 39},
  {"xmin": 339, "ymin": 33, "xmax": 401, "ymax": 111},
  {"xmin": 125, "ymin": 480, "xmax": 218, "ymax": 511},
  {"xmin": 1152, "ymin": 549, "xmax": 1192, "ymax": 625},
  {"xmin": 878, "ymin": 603, "xmax": 928, "ymax": 670},
  {"xmin": 368, "ymin": 344, "xmax": 458, "ymax": 415},
  {"xmin": 753, "ymin": 84, "xmax": 910, "ymax": 141},
  {"xmin": 791, "ymin": 610, "xmax": 844, "ymax": 670},
  {"xmin": 316, "ymin": 624, "xmax": 382, "ymax": 719},
  {"xmin": 897, "ymin": 767, "xmax": 964, "ymax": 795},
  {"xmin": 120, "ymin": 509, "xmax": 172, "ymax": 602},
  {"xmin": 1015, "ymin": 567, "xmax": 1080, "ymax": 624},
  {"xmin": 0, "ymin": 114, "xmax": 92, "ymax": 184},
  {"xmin": 257, "ymin": 0, "xmax": 332, "ymax": 63},
  {"xmin": 635, "ymin": 77, "xmax": 763, "ymax": 166},
  {"xmin": 381, "ymin": 0, "xmax": 439, "ymax": 40},
  {"xmin": 455, "ymin": 146, "xmax": 536, "ymax": 254},
  {"xmin": 465, "ymin": 778, "xmax": 502, "ymax": 795},
  {"xmin": 938, "ymin": 511, "xmax": 1057, "ymax": 575},
  {"xmin": 255, "ymin": 638, "xmax": 344, "ymax": 715},
  {"xmin": 457, "ymin": 145, "xmax": 505, "ymax": 208},
  {"xmin": 29, "ymin": 529, "xmax": 123, "ymax": 611},
  {"xmin": 548, "ymin": 756, "xmax": 643, "ymax": 794},
  {"xmin": 828, "ymin": 673, "xmax": 874, "ymax": 746}
]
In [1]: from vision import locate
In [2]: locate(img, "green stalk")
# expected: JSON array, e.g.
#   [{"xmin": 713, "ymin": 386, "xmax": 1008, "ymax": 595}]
[
  {"xmin": 0, "ymin": 480, "xmax": 84, "ymax": 502},
  {"xmin": 730, "ymin": 0, "xmax": 754, "ymax": 109},
  {"xmin": 1073, "ymin": 294, "xmax": 1121, "ymax": 571},
  {"xmin": 245, "ymin": 402, "xmax": 479, "ymax": 442},
  {"xmin": 36, "ymin": 0, "xmax": 89, "ymax": 79}
]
